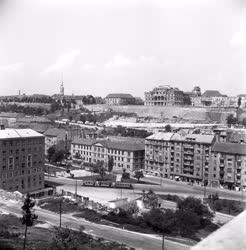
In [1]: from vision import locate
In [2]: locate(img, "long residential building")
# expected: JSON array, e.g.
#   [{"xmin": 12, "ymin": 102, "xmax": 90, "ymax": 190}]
[
  {"xmin": 0, "ymin": 127, "xmax": 45, "ymax": 193},
  {"xmin": 145, "ymin": 132, "xmax": 215, "ymax": 184},
  {"xmin": 210, "ymin": 143, "xmax": 246, "ymax": 189},
  {"xmin": 71, "ymin": 138, "xmax": 145, "ymax": 172}
]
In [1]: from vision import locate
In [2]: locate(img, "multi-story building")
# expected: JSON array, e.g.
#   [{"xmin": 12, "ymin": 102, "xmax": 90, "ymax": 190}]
[
  {"xmin": 210, "ymin": 143, "xmax": 246, "ymax": 189},
  {"xmin": 105, "ymin": 93, "xmax": 136, "ymax": 105},
  {"xmin": 71, "ymin": 138, "xmax": 145, "ymax": 172},
  {"xmin": 144, "ymin": 85, "xmax": 184, "ymax": 106},
  {"xmin": 44, "ymin": 128, "xmax": 68, "ymax": 154},
  {"xmin": 145, "ymin": 132, "xmax": 215, "ymax": 184},
  {"xmin": 192, "ymin": 90, "xmax": 238, "ymax": 108},
  {"xmin": 0, "ymin": 128, "xmax": 45, "ymax": 193}
]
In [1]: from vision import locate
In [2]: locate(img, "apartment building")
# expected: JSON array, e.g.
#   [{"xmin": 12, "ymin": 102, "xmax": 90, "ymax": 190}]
[
  {"xmin": 71, "ymin": 138, "xmax": 145, "ymax": 172},
  {"xmin": 144, "ymin": 85, "xmax": 184, "ymax": 106},
  {"xmin": 145, "ymin": 132, "xmax": 215, "ymax": 184},
  {"xmin": 210, "ymin": 143, "xmax": 246, "ymax": 189},
  {"xmin": 0, "ymin": 128, "xmax": 45, "ymax": 193}
]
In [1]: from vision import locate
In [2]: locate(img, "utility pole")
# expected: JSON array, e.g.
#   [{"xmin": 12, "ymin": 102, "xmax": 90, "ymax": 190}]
[
  {"xmin": 162, "ymin": 232, "xmax": 165, "ymax": 250},
  {"xmin": 59, "ymin": 198, "xmax": 62, "ymax": 228},
  {"xmin": 75, "ymin": 178, "xmax": 78, "ymax": 200}
]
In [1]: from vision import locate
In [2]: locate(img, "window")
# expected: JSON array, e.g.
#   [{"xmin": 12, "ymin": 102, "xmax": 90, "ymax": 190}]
[{"xmin": 8, "ymin": 157, "xmax": 14, "ymax": 170}]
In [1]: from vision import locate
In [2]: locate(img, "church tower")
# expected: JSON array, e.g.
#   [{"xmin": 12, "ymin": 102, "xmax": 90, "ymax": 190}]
[{"xmin": 60, "ymin": 82, "xmax": 64, "ymax": 96}]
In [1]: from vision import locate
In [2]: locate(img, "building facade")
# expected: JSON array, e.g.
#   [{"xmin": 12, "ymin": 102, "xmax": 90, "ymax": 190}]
[
  {"xmin": 105, "ymin": 93, "xmax": 136, "ymax": 105},
  {"xmin": 44, "ymin": 128, "xmax": 68, "ymax": 154},
  {"xmin": 209, "ymin": 143, "xmax": 246, "ymax": 189},
  {"xmin": 71, "ymin": 138, "xmax": 145, "ymax": 172},
  {"xmin": 145, "ymin": 132, "xmax": 215, "ymax": 184},
  {"xmin": 144, "ymin": 85, "xmax": 184, "ymax": 106},
  {"xmin": 0, "ymin": 128, "xmax": 45, "ymax": 193}
]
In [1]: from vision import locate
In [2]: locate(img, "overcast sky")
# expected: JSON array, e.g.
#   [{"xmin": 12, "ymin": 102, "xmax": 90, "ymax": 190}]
[{"xmin": 0, "ymin": 0, "xmax": 245, "ymax": 97}]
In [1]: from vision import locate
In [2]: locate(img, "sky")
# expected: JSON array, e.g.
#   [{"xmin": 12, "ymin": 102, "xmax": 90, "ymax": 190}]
[{"xmin": 0, "ymin": 0, "xmax": 245, "ymax": 98}]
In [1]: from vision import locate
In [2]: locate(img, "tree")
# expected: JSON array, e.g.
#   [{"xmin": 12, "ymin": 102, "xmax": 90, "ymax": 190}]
[
  {"xmin": 94, "ymin": 161, "xmax": 105, "ymax": 180},
  {"xmin": 143, "ymin": 189, "xmax": 159, "ymax": 209},
  {"xmin": 238, "ymin": 97, "xmax": 242, "ymax": 108},
  {"xmin": 242, "ymin": 118, "xmax": 246, "ymax": 127},
  {"xmin": 123, "ymin": 201, "xmax": 139, "ymax": 215},
  {"xmin": 108, "ymin": 156, "xmax": 114, "ymax": 173},
  {"xmin": 47, "ymin": 146, "xmax": 56, "ymax": 162},
  {"xmin": 175, "ymin": 210, "xmax": 200, "ymax": 237},
  {"xmin": 21, "ymin": 193, "xmax": 38, "ymax": 250},
  {"xmin": 226, "ymin": 114, "xmax": 237, "ymax": 126},
  {"xmin": 52, "ymin": 150, "xmax": 65, "ymax": 163},
  {"xmin": 164, "ymin": 124, "xmax": 172, "ymax": 132},
  {"xmin": 134, "ymin": 170, "xmax": 144, "ymax": 182},
  {"xmin": 122, "ymin": 169, "xmax": 130, "ymax": 180},
  {"xmin": 177, "ymin": 197, "xmax": 214, "ymax": 226}
]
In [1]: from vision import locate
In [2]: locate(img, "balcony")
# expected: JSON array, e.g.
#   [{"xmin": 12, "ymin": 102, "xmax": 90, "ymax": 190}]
[
  {"xmin": 184, "ymin": 161, "xmax": 194, "ymax": 166},
  {"xmin": 183, "ymin": 144, "xmax": 194, "ymax": 149},
  {"xmin": 219, "ymin": 170, "xmax": 225, "ymax": 176},
  {"xmin": 184, "ymin": 157, "xmax": 193, "ymax": 161},
  {"xmin": 184, "ymin": 151, "xmax": 194, "ymax": 155}
]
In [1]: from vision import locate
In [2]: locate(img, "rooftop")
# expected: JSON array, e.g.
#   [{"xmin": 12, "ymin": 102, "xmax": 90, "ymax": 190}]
[
  {"xmin": 212, "ymin": 143, "xmax": 246, "ymax": 155},
  {"xmin": 146, "ymin": 132, "xmax": 215, "ymax": 144},
  {"xmin": 106, "ymin": 93, "xmax": 134, "ymax": 99},
  {"xmin": 72, "ymin": 137, "xmax": 145, "ymax": 151},
  {"xmin": 43, "ymin": 128, "xmax": 66, "ymax": 137},
  {"xmin": 146, "ymin": 132, "xmax": 174, "ymax": 141},
  {"xmin": 0, "ymin": 128, "xmax": 43, "ymax": 139},
  {"xmin": 202, "ymin": 90, "xmax": 224, "ymax": 97}
]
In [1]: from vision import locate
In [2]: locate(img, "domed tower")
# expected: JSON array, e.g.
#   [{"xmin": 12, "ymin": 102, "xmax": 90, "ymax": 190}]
[{"xmin": 192, "ymin": 86, "xmax": 201, "ymax": 96}]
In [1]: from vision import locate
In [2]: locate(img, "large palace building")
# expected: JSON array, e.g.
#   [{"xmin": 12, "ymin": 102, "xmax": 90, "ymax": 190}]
[{"xmin": 144, "ymin": 85, "xmax": 185, "ymax": 106}]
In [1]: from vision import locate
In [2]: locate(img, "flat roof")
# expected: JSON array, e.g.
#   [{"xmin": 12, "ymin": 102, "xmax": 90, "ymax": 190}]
[{"xmin": 0, "ymin": 129, "xmax": 44, "ymax": 139}]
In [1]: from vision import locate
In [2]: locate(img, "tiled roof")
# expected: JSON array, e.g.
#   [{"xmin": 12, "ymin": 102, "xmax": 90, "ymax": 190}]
[
  {"xmin": 72, "ymin": 138, "xmax": 145, "ymax": 151},
  {"xmin": 202, "ymin": 90, "xmax": 223, "ymax": 97},
  {"xmin": 43, "ymin": 128, "xmax": 66, "ymax": 137},
  {"xmin": 0, "ymin": 129, "xmax": 43, "ymax": 139},
  {"xmin": 71, "ymin": 138, "xmax": 97, "ymax": 146},
  {"xmin": 106, "ymin": 93, "xmax": 134, "ymax": 99},
  {"xmin": 212, "ymin": 143, "xmax": 246, "ymax": 155}
]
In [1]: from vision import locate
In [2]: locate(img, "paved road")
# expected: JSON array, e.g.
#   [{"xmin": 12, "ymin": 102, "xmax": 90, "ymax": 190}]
[
  {"xmin": 46, "ymin": 175, "xmax": 246, "ymax": 202},
  {"xmin": 0, "ymin": 201, "xmax": 190, "ymax": 250}
]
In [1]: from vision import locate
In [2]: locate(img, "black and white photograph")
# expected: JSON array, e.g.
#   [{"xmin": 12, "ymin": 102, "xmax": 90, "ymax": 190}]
[{"xmin": 0, "ymin": 0, "xmax": 246, "ymax": 249}]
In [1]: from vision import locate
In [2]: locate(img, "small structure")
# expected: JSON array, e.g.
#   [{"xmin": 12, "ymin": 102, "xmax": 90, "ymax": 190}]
[{"xmin": 108, "ymin": 198, "xmax": 128, "ymax": 209}]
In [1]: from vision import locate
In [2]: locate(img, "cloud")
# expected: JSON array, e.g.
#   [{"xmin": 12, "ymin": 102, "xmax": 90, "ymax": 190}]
[
  {"xmin": 41, "ymin": 49, "xmax": 80, "ymax": 74},
  {"xmin": 0, "ymin": 62, "xmax": 24, "ymax": 73},
  {"xmin": 105, "ymin": 52, "xmax": 135, "ymax": 69},
  {"xmin": 81, "ymin": 63, "xmax": 95, "ymax": 71}
]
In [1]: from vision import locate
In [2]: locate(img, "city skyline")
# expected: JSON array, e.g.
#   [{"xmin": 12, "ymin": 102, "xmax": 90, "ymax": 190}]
[{"xmin": 0, "ymin": 0, "xmax": 245, "ymax": 98}]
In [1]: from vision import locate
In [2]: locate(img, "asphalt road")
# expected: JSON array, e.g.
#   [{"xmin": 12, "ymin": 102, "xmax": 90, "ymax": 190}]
[
  {"xmin": 0, "ymin": 201, "xmax": 190, "ymax": 250},
  {"xmin": 46, "ymin": 174, "xmax": 246, "ymax": 202}
]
